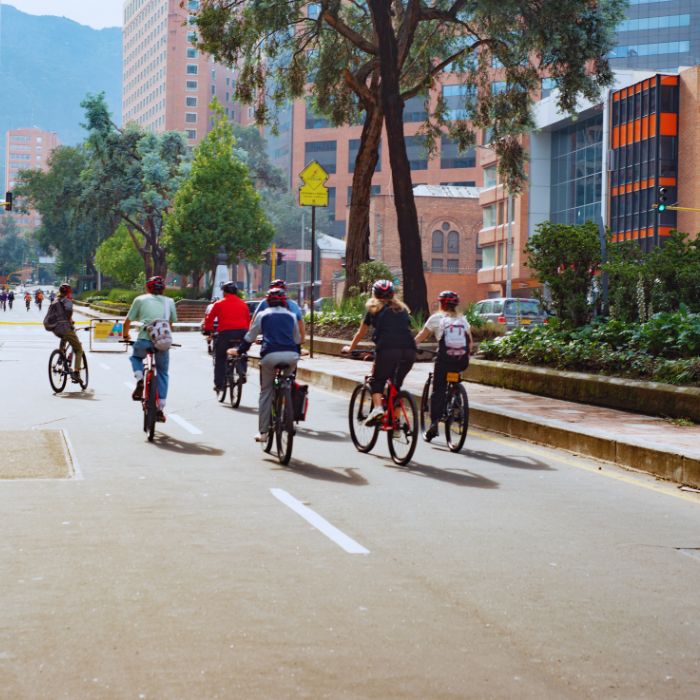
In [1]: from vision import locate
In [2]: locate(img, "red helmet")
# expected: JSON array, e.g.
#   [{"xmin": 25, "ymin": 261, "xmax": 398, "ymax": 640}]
[
  {"xmin": 146, "ymin": 275, "xmax": 166, "ymax": 294},
  {"xmin": 372, "ymin": 279, "xmax": 394, "ymax": 299},
  {"xmin": 270, "ymin": 279, "xmax": 287, "ymax": 290},
  {"xmin": 438, "ymin": 290, "xmax": 460, "ymax": 308},
  {"xmin": 266, "ymin": 287, "xmax": 287, "ymax": 306},
  {"xmin": 59, "ymin": 283, "xmax": 72, "ymax": 296}
]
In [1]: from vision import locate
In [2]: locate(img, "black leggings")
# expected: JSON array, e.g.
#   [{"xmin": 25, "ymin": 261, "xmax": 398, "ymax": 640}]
[
  {"xmin": 214, "ymin": 329, "xmax": 247, "ymax": 388},
  {"xmin": 370, "ymin": 347, "xmax": 416, "ymax": 395},
  {"xmin": 430, "ymin": 354, "xmax": 469, "ymax": 422}
]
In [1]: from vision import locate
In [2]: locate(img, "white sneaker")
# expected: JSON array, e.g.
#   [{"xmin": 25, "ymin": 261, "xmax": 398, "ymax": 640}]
[
  {"xmin": 364, "ymin": 407, "xmax": 385, "ymax": 426},
  {"xmin": 255, "ymin": 432, "xmax": 268, "ymax": 443}
]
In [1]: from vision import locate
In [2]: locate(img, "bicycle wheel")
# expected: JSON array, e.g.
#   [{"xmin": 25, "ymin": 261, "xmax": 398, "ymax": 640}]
[
  {"xmin": 78, "ymin": 353, "xmax": 89, "ymax": 390},
  {"xmin": 387, "ymin": 390, "xmax": 419, "ymax": 466},
  {"xmin": 230, "ymin": 376, "xmax": 242, "ymax": 408},
  {"xmin": 275, "ymin": 386, "xmax": 295, "ymax": 465},
  {"xmin": 217, "ymin": 380, "xmax": 227, "ymax": 403},
  {"xmin": 445, "ymin": 383, "xmax": 469, "ymax": 453},
  {"xmin": 419, "ymin": 375, "xmax": 432, "ymax": 437},
  {"xmin": 48, "ymin": 349, "xmax": 68, "ymax": 393},
  {"xmin": 144, "ymin": 372, "xmax": 157, "ymax": 442},
  {"xmin": 262, "ymin": 395, "xmax": 275, "ymax": 454},
  {"xmin": 348, "ymin": 383, "xmax": 379, "ymax": 453}
]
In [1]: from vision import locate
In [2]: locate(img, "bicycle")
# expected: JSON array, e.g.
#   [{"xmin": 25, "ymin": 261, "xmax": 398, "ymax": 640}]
[
  {"xmin": 48, "ymin": 329, "xmax": 90, "ymax": 393},
  {"xmin": 418, "ymin": 349, "xmax": 469, "ymax": 453},
  {"xmin": 122, "ymin": 340, "xmax": 180, "ymax": 442},
  {"xmin": 347, "ymin": 350, "xmax": 419, "ymax": 466},
  {"xmin": 218, "ymin": 346, "xmax": 247, "ymax": 408},
  {"xmin": 261, "ymin": 362, "xmax": 296, "ymax": 465}
]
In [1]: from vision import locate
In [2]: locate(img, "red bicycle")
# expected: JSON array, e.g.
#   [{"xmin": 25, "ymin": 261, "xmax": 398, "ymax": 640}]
[{"xmin": 347, "ymin": 350, "xmax": 419, "ymax": 466}]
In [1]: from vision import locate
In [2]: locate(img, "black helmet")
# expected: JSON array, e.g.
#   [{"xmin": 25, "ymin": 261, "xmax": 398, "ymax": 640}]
[
  {"xmin": 438, "ymin": 290, "xmax": 460, "ymax": 308},
  {"xmin": 372, "ymin": 279, "xmax": 394, "ymax": 299},
  {"xmin": 221, "ymin": 281, "xmax": 238, "ymax": 294}
]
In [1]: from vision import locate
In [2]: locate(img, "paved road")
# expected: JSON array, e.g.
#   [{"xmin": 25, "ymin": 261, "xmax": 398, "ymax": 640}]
[{"xmin": 1, "ymin": 307, "xmax": 700, "ymax": 699}]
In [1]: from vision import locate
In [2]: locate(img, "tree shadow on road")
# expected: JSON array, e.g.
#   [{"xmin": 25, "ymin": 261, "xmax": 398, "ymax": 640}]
[
  {"xmin": 268, "ymin": 458, "xmax": 369, "ymax": 486},
  {"xmin": 462, "ymin": 449, "xmax": 554, "ymax": 471},
  {"xmin": 152, "ymin": 434, "xmax": 225, "ymax": 456},
  {"xmin": 381, "ymin": 457, "xmax": 499, "ymax": 489},
  {"xmin": 296, "ymin": 428, "xmax": 349, "ymax": 443}
]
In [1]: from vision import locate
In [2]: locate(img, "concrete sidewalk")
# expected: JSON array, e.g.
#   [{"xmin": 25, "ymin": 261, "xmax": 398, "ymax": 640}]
[{"xmin": 280, "ymin": 353, "xmax": 700, "ymax": 489}]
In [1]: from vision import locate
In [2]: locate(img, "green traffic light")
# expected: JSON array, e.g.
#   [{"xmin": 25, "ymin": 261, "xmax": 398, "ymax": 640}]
[{"xmin": 658, "ymin": 204, "xmax": 667, "ymax": 212}]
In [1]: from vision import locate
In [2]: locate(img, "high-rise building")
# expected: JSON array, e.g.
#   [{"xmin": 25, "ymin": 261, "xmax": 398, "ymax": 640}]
[
  {"xmin": 122, "ymin": 0, "xmax": 240, "ymax": 145},
  {"xmin": 4, "ymin": 127, "xmax": 60, "ymax": 233},
  {"xmin": 609, "ymin": 0, "xmax": 700, "ymax": 70}
]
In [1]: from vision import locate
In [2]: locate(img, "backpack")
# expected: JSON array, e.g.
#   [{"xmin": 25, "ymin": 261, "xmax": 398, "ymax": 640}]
[
  {"xmin": 43, "ymin": 299, "xmax": 70, "ymax": 335},
  {"xmin": 145, "ymin": 296, "xmax": 174, "ymax": 351},
  {"xmin": 440, "ymin": 315, "xmax": 470, "ymax": 357}
]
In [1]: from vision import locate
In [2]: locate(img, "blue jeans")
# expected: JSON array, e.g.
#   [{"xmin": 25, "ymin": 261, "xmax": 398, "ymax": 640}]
[{"xmin": 130, "ymin": 339, "xmax": 170, "ymax": 402}]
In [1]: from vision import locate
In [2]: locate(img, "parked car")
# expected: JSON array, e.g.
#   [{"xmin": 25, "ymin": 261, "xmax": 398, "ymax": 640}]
[
  {"xmin": 473, "ymin": 297, "xmax": 548, "ymax": 331},
  {"xmin": 246, "ymin": 299, "xmax": 263, "ymax": 317}
]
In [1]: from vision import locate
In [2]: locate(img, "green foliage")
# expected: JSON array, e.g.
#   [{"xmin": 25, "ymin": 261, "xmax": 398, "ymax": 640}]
[
  {"xmin": 94, "ymin": 224, "xmax": 145, "ymax": 288},
  {"xmin": 525, "ymin": 220, "xmax": 602, "ymax": 327},
  {"xmin": 164, "ymin": 101, "xmax": 274, "ymax": 281},
  {"xmin": 358, "ymin": 260, "xmax": 393, "ymax": 294},
  {"xmin": 480, "ymin": 311, "xmax": 700, "ymax": 385},
  {"xmin": 0, "ymin": 216, "xmax": 28, "ymax": 276}
]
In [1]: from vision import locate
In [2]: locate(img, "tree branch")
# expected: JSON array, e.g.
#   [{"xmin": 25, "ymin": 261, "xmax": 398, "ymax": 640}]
[{"xmin": 321, "ymin": 9, "xmax": 377, "ymax": 55}]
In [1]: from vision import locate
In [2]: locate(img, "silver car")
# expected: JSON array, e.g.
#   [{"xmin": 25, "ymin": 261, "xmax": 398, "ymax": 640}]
[{"xmin": 473, "ymin": 297, "xmax": 548, "ymax": 331}]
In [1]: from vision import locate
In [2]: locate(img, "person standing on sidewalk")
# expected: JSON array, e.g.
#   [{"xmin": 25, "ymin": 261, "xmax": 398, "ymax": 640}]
[
  {"xmin": 122, "ymin": 276, "xmax": 178, "ymax": 422},
  {"xmin": 203, "ymin": 281, "xmax": 251, "ymax": 392},
  {"xmin": 414, "ymin": 290, "xmax": 472, "ymax": 441},
  {"xmin": 342, "ymin": 280, "xmax": 416, "ymax": 425}
]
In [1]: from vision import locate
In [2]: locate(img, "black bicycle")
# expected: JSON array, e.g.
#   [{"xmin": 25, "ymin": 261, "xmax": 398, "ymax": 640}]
[
  {"xmin": 217, "ymin": 346, "xmax": 246, "ymax": 408},
  {"xmin": 419, "ymin": 351, "xmax": 469, "ymax": 453},
  {"xmin": 48, "ymin": 329, "xmax": 90, "ymax": 393},
  {"xmin": 262, "ymin": 362, "xmax": 296, "ymax": 465}
]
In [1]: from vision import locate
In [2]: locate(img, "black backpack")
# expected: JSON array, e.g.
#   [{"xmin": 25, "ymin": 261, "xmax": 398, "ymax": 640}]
[{"xmin": 43, "ymin": 300, "xmax": 67, "ymax": 332}]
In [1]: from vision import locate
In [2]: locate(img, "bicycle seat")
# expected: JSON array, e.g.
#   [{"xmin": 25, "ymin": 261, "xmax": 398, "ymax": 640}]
[{"xmin": 275, "ymin": 363, "xmax": 290, "ymax": 370}]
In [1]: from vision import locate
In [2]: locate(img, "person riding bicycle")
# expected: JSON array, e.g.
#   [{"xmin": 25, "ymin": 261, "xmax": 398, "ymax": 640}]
[
  {"xmin": 0, "ymin": 290, "xmax": 7, "ymax": 311},
  {"xmin": 7, "ymin": 290, "xmax": 14, "ymax": 310},
  {"xmin": 342, "ymin": 280, "xmax": 416, "ymax": 426},
  {"xmin": 253, "ymin": 279, "xmax": 305, "ymax": 344},
  {"xmin": 232, "ymin": 287, "xmax": 301, "ymax": 442},
  {"xmin": 123, "ymin": 275, "xmax": 178, "ymax": 423},
  {"xmin": 203, "ymin": 281, "xmax": 251, "ymax": 392},
  {"xmin": 44, "ymin": 283, "xmax": 84, "ymax": 383},
  {"xmin": 24, "ymin": 292, "xmax": 31, "ymax": 311},
  {"xmin": 414, "ymin": 290, "xmax": 473, "ymax": 441},
  {"xmin": 35, "ymin": 289, "xmax": 44, "ymax": 309}
]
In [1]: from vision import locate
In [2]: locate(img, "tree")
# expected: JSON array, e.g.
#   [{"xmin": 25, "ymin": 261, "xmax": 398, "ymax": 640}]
[
  {"xmin": 525, "ymin": 221, "xmax": 602, "ymax": 327},
  {"xmin": 80, "ymin": 93, "xmax": 188, "ymax": 278},
  {"xmin": 0, "ymin": 216, "xmax": 27, "ymax": 277},
  {"xmin": 164, "ymin": 101, "xmax": 275, "ymax": 287},
  {"xmin": 94, "ymin": 224, "xmax": 145, "ymax": 288},
  {"xmin": 195, "ymin": 0, "xmax": 625, "ymax": 316},
  {"xmin": 232, "ymin": 124, "xmax": 287, "ymax": 191}
]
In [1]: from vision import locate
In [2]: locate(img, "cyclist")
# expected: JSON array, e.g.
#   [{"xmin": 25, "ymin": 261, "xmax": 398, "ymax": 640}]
[
  {"xmin": 231, "ymin": 287, "xmax": 301, "ymax": 442},
  {"xmin": 44, "ymin": 283, "xmax": 84, "ymax": 383},
  {"xmin": 414, "ymin": 290, "xmax": 473, "ymax": 441},
  {"xmin": 35, "ymin": 289, "xmax": 44, "ymax": 310},
  {"xmin": 24, "ymin": 292, "xmax": 31, "ymax": 311},
  {"xmin": 203, "ymin": 281, "xmax": 251, "ymax": 392},
  {"xmin": 253, "ymin": 279, "xmax": 305, "ymax": 344},
  {"xmin": 342, "ymin": 280, "xmax": 416, "ymax": 425},
  {"xmin": 7, "ymin": 290, "xmax": 14, "ymax": 310},
  {"xmin": 0, "ymin": 289, "xmax": 6, "ymax": 311},
  {"xmin": 123, "ymin": 275, "xmax": 178, "ymax": 423},
  {"xmin": 49, "ymin": 291, "xmax": 56, "ymax": 303}
]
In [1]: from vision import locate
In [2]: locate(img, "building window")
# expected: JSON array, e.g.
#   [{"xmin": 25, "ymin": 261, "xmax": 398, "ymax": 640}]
[
  {"xmin": 441, "ymin": 181, "xmax": 476, "ymax": 187},
  {"xmin": 187, "ymin": 48, "xmax": 198, "ymax": 59},
  {"xmin": 405, "ymin": 135, "xmax": 427, "ymax": 170},
  {"xmin": 327, "ymin": 187, "xmax": 336, "ymax": 221},
  {"xmin": 304, "ymin": 140, "xmax": 337, "ymax": 174},
  {"xmin": 447, "ymin": 231, "xmax": 459, "ymax": 253},
  {"xmin": 482, "ymin": 204, "xmax": 496, "ymax": 229},
  {"xmin": 432, "ymin": 231, "xmax": 444, "ymax": 253},
  {"xmin": 186, "ymin": 96, "xmax": 197, "ymax": 107},
  {"xmin": 186, "ymin": 129, "xmax": 197, "ymax": 140},
  {"xmin": 442, "ymin": 84, "xmax": 474, "ymax": 121},
  {"xmin": 186, "ymin": 64, "xmax": 198, "ymax": 75},
  {"xmin": 609, "ymin": 41, "xmax": 690, "ymax": 59},
  {"xmin": 440, "ymin": 137, "xmax": 475, "ymax": 169},
  {"xmin": 308, "ymin": 3, "xmax": 321, "ymax": 19},
  {"xmin": 431, "ymin": 259, "xmax": 444, "ymax": 272},
  {"xmin": 480, "ymin": 246, "xmax": 496, "ymax": 269},
  {"xmin": 447, "ymin": 259, "xmax": 459, "ymax": 273},
  {"xmin": 484, "ymin": 165, "xmax": 497, "ymax": 189},
  {"xmin": 185, "ymin": 112, "xmax": 197, "ymax": 123},
  {"xmin": 404, "ymin": 95, "xmax": 428, "ymax": 122},
  {"xmin": 541, "ymin": 78, "xmax": 557, "ymax": 98},
  {"xmin": 348, "ymin": 139, "xmax": 381, "ymax": 173},
  {"xmin": 186, "ymin": 80, "xmax": 198, "ymax": 90},
  {"xmin": 305, "ymin": 103, "xmax": 330, "ymax": 129}
]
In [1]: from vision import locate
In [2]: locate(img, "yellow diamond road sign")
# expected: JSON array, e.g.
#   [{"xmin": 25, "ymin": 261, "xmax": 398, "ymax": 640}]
[{"xmin": 299, "ymin": 160, "xmax": 329, "ymax": 207}]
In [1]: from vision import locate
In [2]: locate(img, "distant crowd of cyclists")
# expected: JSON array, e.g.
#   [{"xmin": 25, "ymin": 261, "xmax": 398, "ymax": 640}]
[
  {"xmin": 40, "ymin": 274, "xmax": 472, "ymax": 444},
  {"xmin": 0, "ymin": 286, "xmax": 55, "ymax": 312}
]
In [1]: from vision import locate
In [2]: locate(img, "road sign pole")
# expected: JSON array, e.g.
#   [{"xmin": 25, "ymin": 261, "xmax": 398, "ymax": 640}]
[{"xmin": 310, "ymin": 206, "xmax": 316, "ymax": 359}]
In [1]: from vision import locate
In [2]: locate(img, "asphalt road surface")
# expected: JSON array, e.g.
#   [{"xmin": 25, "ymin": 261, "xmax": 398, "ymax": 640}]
[{"xmin": 1, "ymin": 305, "xmax": 699, "ymax": 699}]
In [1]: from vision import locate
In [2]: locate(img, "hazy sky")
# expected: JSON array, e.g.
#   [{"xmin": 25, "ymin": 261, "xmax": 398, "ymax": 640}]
[{"xmin": 4, "ymin": 1, "xmax": 123, "ymax": 29}]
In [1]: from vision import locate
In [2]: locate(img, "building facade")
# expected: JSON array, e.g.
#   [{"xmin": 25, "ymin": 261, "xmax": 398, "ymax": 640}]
[
  {"xmin": 122, "ymin": 0, "xmax": 240, "ymax": 146},
  {"xmin": 4, "ymin": 127, "xmax": 60, "ymax": 233}
]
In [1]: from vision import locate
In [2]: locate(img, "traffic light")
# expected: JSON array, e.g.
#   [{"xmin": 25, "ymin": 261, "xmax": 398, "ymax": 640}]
[
  {"xmin": 657, "ymin": 187, "xmax": 668, "ymax": 213},
  {"xmin": 276, "ymin": 251, "xmax": 284, "ymax": 267},
  {"xmin": 263, "ymin": 251, "xmax": 271, "ymax": 265},
  {"xmin": 4, "ymin": 192, "xmax": 12, "ymax": 211}
]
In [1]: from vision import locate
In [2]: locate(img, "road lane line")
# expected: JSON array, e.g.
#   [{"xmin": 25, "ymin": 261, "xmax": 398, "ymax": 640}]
[
  {"xmin": 168, "ymin": 414, "xmax": 203, "ymax": 435},
  {"xmin": 271, "ymin": 488, "xmax": 370, "ymax": 555},
  {"xmin": 469, "ymin": 428, "xmax": 700, "ymax": 505},
  {"xmin": 61, "ymin": 430, "xmax": 84, "ymax": 481}
]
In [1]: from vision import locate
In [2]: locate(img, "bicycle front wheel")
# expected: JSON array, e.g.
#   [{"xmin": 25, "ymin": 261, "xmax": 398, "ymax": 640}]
[
  {"xmin": 48, "ymin": 349, "xmax": 67, "ymax": 393},
  {"xmin": 144, "ymin": 372, "xmax": 157, "ymax": 442},
  {"xmin": 275, "ymin": 386, "xmax": 294, "ymax": 465},
  {"xmin": 387, "ymin": 390, "xmax": 419, "ymax": 466},
  {"xmin": 419, "ymin": 375, "xmax": 432, "ymax": 437},
  {"xmin": 78, "ymin": 354, "xmax": 89, "ymax": 390},
  {"xmin": 445, "ymin": 383, "xmax": 469, "ymax": 453},
  {"xmin": 348, "ymin": 383, "xmax": 379, "ymax": 453}
]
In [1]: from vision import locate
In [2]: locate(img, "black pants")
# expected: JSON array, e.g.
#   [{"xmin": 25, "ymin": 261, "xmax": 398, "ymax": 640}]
[
  {"xmin": 430, "ymin": 353, "xmax": 469, "ymax": 422},
  {"xmin": 214, "ymin": 330, "xmax": 247, "ymax": 389},
  {"xmin": 370, "ymin": 347, "xmax": 416, "ymax": 395}
]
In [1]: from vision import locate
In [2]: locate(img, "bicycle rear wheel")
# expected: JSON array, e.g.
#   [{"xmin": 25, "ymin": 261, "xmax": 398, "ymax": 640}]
[
  {"xmin": 348, "ymin": 383, "xmax": 379, "ymax": 453},
  {"xmin": 387, "ymin": 390, "xmax": 419, "ymax": 466},
  {"xmin": 445, "ymin": 383, "xmax": 469, "ymax": 453},
  {"xmin": 419, "ymin": 375, "xmax": 432, "ymax": 437},
  {"xmin": 143, "ymin": 372, "xmax": 157, "ymax": 442},
  {"xmin": 48, "ymin": 349, "xmax": 67, "ymax": 393},
  {"xmin": 275, "ymin": 386, "xmax": 295, "ymax": 465},
  {"xmin": 78, "ymin": 354, "xmax": 89, "ymax": 390}
]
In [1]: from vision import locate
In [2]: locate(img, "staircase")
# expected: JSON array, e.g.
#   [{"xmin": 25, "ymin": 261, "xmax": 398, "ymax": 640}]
[{"xmin": 175, "ymin": 299, "xmax": 210, "ymax": 324}]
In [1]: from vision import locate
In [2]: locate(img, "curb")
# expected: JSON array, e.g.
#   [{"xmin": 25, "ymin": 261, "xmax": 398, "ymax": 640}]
[{"xmin": 249, "ymin": 356, "xmax": 700, "ymax": 489}]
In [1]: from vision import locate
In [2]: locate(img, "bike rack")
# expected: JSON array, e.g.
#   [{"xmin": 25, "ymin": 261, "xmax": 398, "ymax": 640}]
[{"xmin": 89, "ymin": 318, "xmax": 128, "ymax": 353}]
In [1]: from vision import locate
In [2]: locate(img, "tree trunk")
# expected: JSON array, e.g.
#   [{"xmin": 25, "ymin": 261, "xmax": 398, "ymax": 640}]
[
  {"xmin": 343, "ymin": 105, "xmax": 384, "ymax": 298},
  {"xmin": 367, "ymin": 0, "xmax": 428, "ymax": 317}
]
